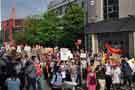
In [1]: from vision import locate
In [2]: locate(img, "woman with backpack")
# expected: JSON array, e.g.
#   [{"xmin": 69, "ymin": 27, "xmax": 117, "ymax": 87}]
[
  {"xmin": 87, "ymin": 69, "xmax": 96, "ymax": 90},
  {"xmin": 33, "ymin": 56, "xmax": 45, "ymax": 90},
  {"xmin": 5, "ymin": 71, "xmax": 21, "ymax": 90},
  {"xmin": 25, "ymin": 59, "xmax": 37, "ymax": 90}
]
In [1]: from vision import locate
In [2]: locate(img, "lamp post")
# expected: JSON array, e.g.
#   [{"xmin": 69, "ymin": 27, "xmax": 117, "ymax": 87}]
[
  {"xmin": 84, "ymin": 0, "xmax": 89, "ymax": 52},
  {"xmin": 85, "ymin": 0, "xmax": 98, "ymax": 55}
]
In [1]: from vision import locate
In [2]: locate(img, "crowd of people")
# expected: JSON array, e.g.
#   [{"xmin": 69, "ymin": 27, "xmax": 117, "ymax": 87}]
[{"xmin": 0, "ymin": 44, "xmax": 135, "ymax": 90}]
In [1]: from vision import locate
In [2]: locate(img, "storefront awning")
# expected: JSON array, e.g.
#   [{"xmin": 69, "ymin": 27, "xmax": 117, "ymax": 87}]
[{"xmin": 86, "ymin": 16, "xmax": 135, "ymax": 33}]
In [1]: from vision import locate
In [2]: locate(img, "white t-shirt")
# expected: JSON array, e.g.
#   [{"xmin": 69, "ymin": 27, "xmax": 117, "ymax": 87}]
[{"xmin": 105, "ymin": 64, "xmax": 112, "ymax": 75}]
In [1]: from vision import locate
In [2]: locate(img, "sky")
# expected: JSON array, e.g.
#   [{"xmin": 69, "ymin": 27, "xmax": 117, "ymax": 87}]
[{"xmin": 1, "ymin": 0, "xmax": 52, "ymax": 21}]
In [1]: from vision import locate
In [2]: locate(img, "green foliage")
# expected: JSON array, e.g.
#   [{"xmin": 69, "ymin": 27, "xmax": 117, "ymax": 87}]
[
  {"xmin": 14, "ymin": 4, "xmax": 84, "ymax": 48},
  {"xmin": 13, "ymin": 31, "xmax": 27, "ymax": 44},
  {"xmin": 61, "ymin": 4, "xmax": 84, "ymax": 47}
]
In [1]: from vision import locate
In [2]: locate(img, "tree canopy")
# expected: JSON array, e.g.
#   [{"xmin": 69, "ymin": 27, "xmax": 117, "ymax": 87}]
[{"xmin": 14, "ymin": 4, "xmax": 84, "ymax": 48}]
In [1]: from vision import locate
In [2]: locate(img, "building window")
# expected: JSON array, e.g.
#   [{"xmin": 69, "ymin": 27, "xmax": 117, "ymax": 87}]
[{"xmin": 104, "ymin": 0, "xmax": 119, "ymax": 20}]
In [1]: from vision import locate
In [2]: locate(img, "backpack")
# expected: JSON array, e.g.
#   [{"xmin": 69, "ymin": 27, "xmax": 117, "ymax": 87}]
[
  {"xmin": 89, "ymin": 73, "xmax": 96, "ymax": 85},
  {"xmin": 27, "ymin": 65, "xmax": 37, "ymax": 78},
  {"xmin": 34, "ymin": 63, "xmax": 43, "ymax": 77}
]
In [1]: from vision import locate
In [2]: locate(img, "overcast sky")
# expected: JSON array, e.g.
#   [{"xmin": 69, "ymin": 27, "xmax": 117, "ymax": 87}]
[{"xmin": 1, "ymin": 0, "xmax": 51, "ymax": 21}]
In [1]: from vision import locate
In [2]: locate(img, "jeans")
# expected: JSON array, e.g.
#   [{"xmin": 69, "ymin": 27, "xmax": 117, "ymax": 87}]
[
  {"xmin": 105, "ymin": 75, "xmax": 112, "ymax": 90},
  {"xmin": 123, "ymin": 74, "xmax": 132, "ymax": 86},
  {"xmin": 27, "ymin": 77, "xmax": 36, "ymax": 90},
  {"xmin": 132, "ymin": 73, "xmax": 135, "ymax": 82},
  {"xmin": 76, "ymin": 74, "xmax": 81, "ymax": 86}
]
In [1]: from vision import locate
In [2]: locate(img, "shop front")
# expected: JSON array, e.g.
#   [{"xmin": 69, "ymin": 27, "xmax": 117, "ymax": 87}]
[{"xmin": 85, "ymin": 17, "xmax": 135, "ymax": 57}]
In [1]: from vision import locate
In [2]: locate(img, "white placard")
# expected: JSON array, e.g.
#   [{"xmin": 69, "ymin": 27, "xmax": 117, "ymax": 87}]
[
  {"xmin": 80, "ymin": 53, "xmax": 86, "ymax": 58},
  {"xmin": 60, "ymin": 48, "xmax": 72, "ymax": 61}
]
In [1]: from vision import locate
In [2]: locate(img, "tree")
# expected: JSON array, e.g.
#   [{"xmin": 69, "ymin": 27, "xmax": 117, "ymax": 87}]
[
  {"xmin": 62, "ymin": 4, "xmax": 84, "ymax": 48},
  {"xmin": 14, "ymin": 16, "xmax": 43, "ymax": 45},
  {"xmin": 40, "ymin": 11, "xmax": 65, "ymax": 47},
  {"xmin": 14, "ymin": 4, "xmax": 84, "ymax": 48},
  {"xmin": 13, "ymin": 31, "xmax": 26, "ymax": 44}
]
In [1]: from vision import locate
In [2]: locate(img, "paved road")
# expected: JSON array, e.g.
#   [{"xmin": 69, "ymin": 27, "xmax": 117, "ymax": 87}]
[
  {"xmin": 80, "ymin": 80, "xmax": 135, "ymax": 90},
  {"xmin": 44, "ymin": 80, "xmax": 51, "ymax": 90}
]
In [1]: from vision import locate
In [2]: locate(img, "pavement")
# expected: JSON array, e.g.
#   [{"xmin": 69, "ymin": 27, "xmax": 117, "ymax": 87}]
[{"xmin": 79, "ymin": 80, "xmax": 135, "ymax": 90}]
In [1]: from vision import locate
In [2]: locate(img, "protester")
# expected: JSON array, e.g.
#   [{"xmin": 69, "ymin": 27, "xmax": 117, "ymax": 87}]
[
  {"xmin": 105, "ymin": 60, "xmax": 112, "ymax": 90},
  {"xmin": 87, "ymin": 69, "xmax": 96, "ymax": 90},
  {"xmin": 51, "ymin": 66, "xmax": 63, "ymax": 90},
  {"xmin": 81, "ymin": 59, "xmax": 87, "ymax": 80},
  {"xmin": 95, "ymin": 63, "xmax": 106, "ymax": 90},
  {"xmin": 121, "ymin": 59, "xmax": 133, "ymax": 87},
  {"xmin": 25, "ymin": 57, "xmax": 37, "ymax": 90},
  {"xmin": 112, "ymin": 65, "xmax": 121, "ymax": 90},
  {"xmin": 132, "ymin": 59, "xmax": 135, "ymax": 82},
  {"xmin": 5, "ymin": 70, "xmax": 20, "ymax": 90}
]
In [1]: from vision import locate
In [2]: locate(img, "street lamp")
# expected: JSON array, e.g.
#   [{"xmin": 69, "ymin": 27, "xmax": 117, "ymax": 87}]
[{"xmin": 84, "ymin": 0, "xmax": 98, "ymax": 54}]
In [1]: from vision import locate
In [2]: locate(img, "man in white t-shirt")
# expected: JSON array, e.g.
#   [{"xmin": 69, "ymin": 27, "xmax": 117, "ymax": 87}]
[
  {"xmin": 105, "ymin": 61, "xmax": 112, "ymax": 90},
  {"xmin": 81, "ymin": 60, "xmax": 87, "ymax": 80}
]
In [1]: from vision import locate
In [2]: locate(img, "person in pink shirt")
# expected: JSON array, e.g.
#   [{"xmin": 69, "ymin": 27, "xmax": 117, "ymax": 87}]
[{"xmin": 87, "ymin": 70, "xmax": 96, "ymax": 90}]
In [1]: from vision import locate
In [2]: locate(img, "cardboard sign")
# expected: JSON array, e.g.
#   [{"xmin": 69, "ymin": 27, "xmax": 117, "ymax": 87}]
[
  {"xmin": 60, "ymin": 48, "xmax": 73, "ymax": 61},
  {"xmin": 80, "ymin": 53, "xmax": 86, "ymax": 58}
]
